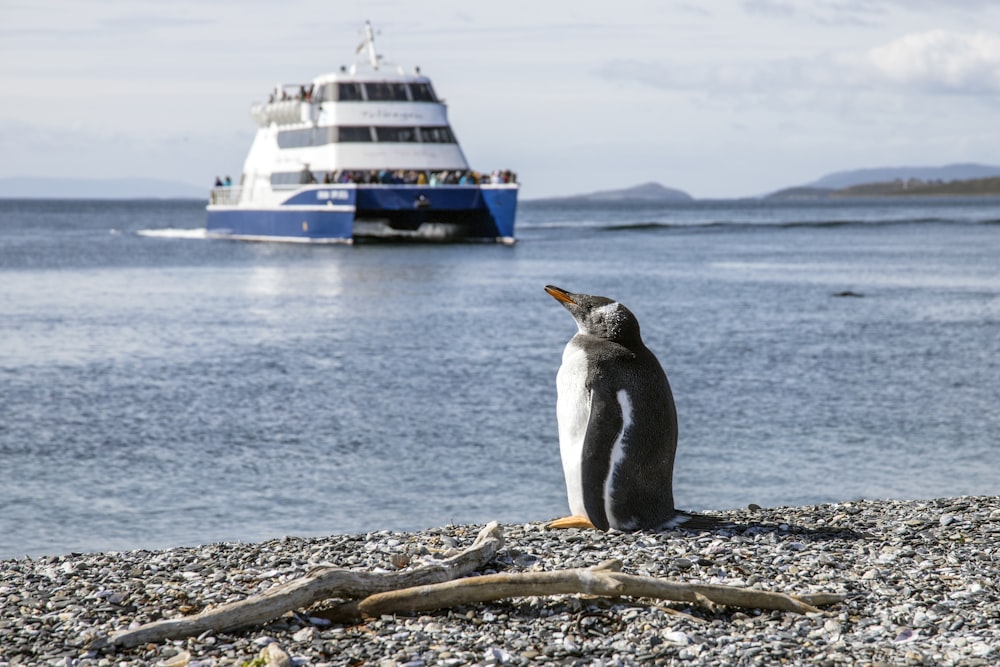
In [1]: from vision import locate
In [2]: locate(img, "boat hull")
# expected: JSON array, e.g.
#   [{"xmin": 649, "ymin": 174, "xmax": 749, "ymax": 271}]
[{"xmin": 206, "ymin": 184, "xmax": 517, "ymax": 244}]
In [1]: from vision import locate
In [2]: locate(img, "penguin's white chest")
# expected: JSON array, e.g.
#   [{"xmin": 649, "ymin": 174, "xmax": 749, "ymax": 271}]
[{"xmin": 555, "ymin": 341, "xmax": 591, "ymax": 517}]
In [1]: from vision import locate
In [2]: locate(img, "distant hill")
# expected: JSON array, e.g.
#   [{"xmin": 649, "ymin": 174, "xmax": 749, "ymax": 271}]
[
  {"xmin": 767, "ymin": 176, "xmax": 1000, "ymax": 199},
  {"xmin": 0, "ymin": 177, "xmax": 206, "ymax": 199},
  {"xmin": 531, "ymin": 181, "xmax": 693, "ymax": 203},
  {"xmin": 768, "ymin": 163, "xmax": 1000, "ymax": 199},
  {"xmin": 805, "ymin": 163, "xmax": 1000, "ymax": 190},
  {"xmin": 835, "ymin": 176, "xmax": 1000, "ymax": 197},
  {"xmin": 764, "ymin": 186, "xmax": 837, "ymax": 200}
]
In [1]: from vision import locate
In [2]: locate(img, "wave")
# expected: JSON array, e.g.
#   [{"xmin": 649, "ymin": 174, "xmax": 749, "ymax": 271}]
[
  {"xmin": 535, "ymin": 217, "xmax": 1000, "ymax": 233},
  {"xmin": 136, "ymin": 228, "xmax": 208, "ymax": 239}
]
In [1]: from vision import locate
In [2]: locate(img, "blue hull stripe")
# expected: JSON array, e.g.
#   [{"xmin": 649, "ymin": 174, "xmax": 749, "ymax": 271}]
[{"xmin": 206, "ymin": 185, "xmax": 517, "ymax": 242}]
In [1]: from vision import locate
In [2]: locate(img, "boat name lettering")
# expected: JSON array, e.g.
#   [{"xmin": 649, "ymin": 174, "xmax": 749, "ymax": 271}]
[
  {"xmin": 317, "ymin": 190, "xmax": 351, "ymax": 201},
  {"xmin": 360, "ymin": 109, "xmax": 425, "ymax": 122}
]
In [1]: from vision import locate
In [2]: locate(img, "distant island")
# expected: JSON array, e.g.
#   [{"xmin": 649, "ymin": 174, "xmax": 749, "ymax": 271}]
[
  {"xmin": 529, "ymin": 163, "xmax": 1000, "ymax": 203},
  {"xmin": 805, "ymin": 163, "xmax": 1000, "ymax": 190},
  {"xmin": 768, "ymin": 163, "xmax": 1000, "ymax": 200},
  {"xmin": 768, "ymin": 177, "xmax": 1000, "ymax": 200},
  {"xmin": 528, "ymin": 181, "xmax": 693, "ymax": 203}
]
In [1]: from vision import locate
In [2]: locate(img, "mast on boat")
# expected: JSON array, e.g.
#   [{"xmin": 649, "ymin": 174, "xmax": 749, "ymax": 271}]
[{"xmin": 357, "ymin": 20, "xmax": 380, "ymax": 69}]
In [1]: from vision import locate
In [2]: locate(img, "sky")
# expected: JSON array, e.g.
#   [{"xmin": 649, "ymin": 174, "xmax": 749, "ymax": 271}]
[{"xmin": 3, "ymin": 0, "xmax": 1000, "ymax": 199}]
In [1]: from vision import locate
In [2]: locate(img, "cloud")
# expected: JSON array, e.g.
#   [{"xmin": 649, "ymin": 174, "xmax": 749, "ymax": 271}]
[
  {"xmin": 741, "ymin": 0, "xmax": 1000, "ymax": 29},
  {"xmin": 600, "ymin": 30, "xmax": 1000, "ymax": 99},
  {"xmin": 740, "ymin": 0, "xmax": 884, "ymax": 27},
  {"xmin": 742, "ymin": 0, "xmax": 797, "ymax": 19},
  {"xmin": 597, "ymin": 54, "xmax": 853, "ymax": 96},
  {"xmin": 866, "ymin": 30, "xmax": 1000, "ymax": 94}
]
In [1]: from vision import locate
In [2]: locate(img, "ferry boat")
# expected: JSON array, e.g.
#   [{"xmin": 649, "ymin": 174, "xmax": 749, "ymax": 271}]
[{"xmin": 206, "ymin": 22, "xmax": 518, "ymax": 244}]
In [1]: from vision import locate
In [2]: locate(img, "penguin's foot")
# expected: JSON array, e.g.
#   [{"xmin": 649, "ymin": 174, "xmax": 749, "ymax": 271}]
[{"xmin": 546, "ymin": 515, "xmax": 597, "ymax": 530}]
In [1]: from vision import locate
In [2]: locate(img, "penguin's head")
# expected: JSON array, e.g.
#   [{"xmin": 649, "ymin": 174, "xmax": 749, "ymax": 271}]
[{"xmin": 545, "ymin": 285, "xmax": 642, "ymax": 344}]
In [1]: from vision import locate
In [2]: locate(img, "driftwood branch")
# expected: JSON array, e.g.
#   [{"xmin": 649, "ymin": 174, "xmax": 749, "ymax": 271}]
[
  {"xmin": 95, "ymin": 521, "xmax": 847, "ymax": 652},
  {"xmin": 358, "ymin": 558, "xmax": 844, "ymax": 618},
  {"xmin": 96, "ymin": 522, "xmax": 504, "ymax": 649}
]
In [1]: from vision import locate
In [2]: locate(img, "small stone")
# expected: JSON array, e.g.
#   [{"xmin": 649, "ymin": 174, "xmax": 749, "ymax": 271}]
[
  {"xmin": 664, "ymin": 631, "xmax": 690, "ymax": 645},
  {"xmin": 259, "ymin": 643, "xmax": 292, "ymax": 667},
  {"xmin": 159, "ymin": 650, "xmax": 191, "ymax": 667},
  {"xmin": 292, "ymin": 626, "xmax": 315, "ymax": 642}
]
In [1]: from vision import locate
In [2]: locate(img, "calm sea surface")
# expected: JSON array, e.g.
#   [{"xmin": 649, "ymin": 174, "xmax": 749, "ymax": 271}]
[{"xmin": 2, "ymin": 197, "xmax": 999, "ymax": 558}]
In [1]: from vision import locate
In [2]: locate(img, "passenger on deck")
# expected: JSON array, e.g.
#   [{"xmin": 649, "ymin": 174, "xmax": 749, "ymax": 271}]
[{"xmin": 224, "ymin": 175, "xmax": 232, "ymax": 187}]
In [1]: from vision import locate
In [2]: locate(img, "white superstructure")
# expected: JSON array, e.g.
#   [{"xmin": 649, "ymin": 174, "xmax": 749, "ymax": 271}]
[{"xmin": 234, "ymin": 21, "xmax": 471, "ymax": 206}]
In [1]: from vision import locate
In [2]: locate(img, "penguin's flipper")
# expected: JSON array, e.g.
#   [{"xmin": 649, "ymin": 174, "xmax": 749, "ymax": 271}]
[
  {"xmin": 546, "ymin": 515, "xmax": 597, "ymax": 529},
  {"xmin": 578, "ymin": 385, "xmax": 624, "ymax": 532}
]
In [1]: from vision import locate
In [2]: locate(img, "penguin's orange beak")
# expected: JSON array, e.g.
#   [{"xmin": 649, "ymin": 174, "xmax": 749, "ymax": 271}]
[{"xmin": 545, "ymin": 285, "xmax": 575, "ymax": 305}]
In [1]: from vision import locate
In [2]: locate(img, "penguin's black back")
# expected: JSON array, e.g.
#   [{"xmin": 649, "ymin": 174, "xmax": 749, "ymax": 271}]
[{"xmin": 577, "ymin": 332, "xmax": 679, "ymax": 530}]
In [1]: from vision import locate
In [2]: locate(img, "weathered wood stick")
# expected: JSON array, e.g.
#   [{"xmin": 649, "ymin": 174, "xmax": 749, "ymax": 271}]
[
  {"xmin": 358, "ymin": 559, "xmax": 842, "ymax": 618},
  {"xmin": 797, "ymin": 592, "xmax": 850, "ymax": 607},
  {"xmin": 96, "ymin": 522, "xmax": 504, "ymax": 649}
]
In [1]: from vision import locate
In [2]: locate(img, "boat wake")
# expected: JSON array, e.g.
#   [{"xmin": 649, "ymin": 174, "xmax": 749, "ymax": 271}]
[{"xmin": 137, "ymin": 228, "xmax": 208, "ymax": 240}]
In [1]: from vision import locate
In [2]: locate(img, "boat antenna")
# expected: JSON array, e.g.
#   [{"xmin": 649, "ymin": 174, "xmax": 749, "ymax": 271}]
[{"xmin": 356, "ymin": 20, "xmax": 379, "ymax": 69}]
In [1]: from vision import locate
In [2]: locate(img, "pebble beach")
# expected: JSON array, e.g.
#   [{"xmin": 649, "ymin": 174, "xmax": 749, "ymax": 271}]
[{"xmin": 2, "ymin": 496, "xmax": 998, "ymax": 667}]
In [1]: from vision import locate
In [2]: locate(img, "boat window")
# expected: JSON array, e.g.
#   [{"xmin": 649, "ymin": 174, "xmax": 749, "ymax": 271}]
[
  {"xmin": 271, "ymin": 172, "xmax": 316, "ymax": 186},
  {"xmin": 337, "ymin": 82, "xmax": 364, "ymax": 101},
  {"xmin": 365, "ymin": 82, "xmax": 409, "ymax": 101},
  {"xmin": 275, "ymin": 125, "xmax": 457, "ymax": 147},
  {"xmin": 418, "ymin": 127, "xmax": 456, "ymax": 143},
  {"xmin": 338, "ymin": 126, "xmax": 374, "ymax": 142},
  {"xmin": 374, "ymin": 126, "xmax": 418, "ymax": 142},
  {"xmin": 409, "ymin": 83, "xmax": 437, "ymax": 102},
  {"xmin": 276, "ymin": 128, "xmax": 317, "ymax": 149}
]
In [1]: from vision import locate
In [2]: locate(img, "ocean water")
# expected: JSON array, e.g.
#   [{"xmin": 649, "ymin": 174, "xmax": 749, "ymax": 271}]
[{"xmin": 1, "ymin": 196, "xmax": 999, "ymax": 559}]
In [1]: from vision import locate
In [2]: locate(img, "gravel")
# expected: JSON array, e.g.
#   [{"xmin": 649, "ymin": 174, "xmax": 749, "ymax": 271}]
[{"xmin": 2, "ymin": 496, "xmax": 998, "ymax": 666}]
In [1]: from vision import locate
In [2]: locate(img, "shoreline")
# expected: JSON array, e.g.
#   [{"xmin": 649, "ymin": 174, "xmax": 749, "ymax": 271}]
[{"xmin": 2, "ymin": 496, "xmax": 998, "ymax": 666}]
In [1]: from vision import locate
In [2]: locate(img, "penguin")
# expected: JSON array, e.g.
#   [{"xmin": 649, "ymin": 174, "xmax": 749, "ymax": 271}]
[{"xmin": 544, "ymin": 285, "xmax": 718, "ymax": 531}]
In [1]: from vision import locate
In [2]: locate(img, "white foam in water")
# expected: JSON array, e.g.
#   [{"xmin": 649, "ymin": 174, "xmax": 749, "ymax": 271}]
[{"xmin": 137, "ymin": 228, "xmax": 207, "ymax": 240}]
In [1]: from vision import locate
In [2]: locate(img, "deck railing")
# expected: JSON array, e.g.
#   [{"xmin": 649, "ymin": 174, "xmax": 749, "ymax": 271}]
[{"xmin": 209, "ymin": 187, "xmax": 241, "ymax": 205}]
